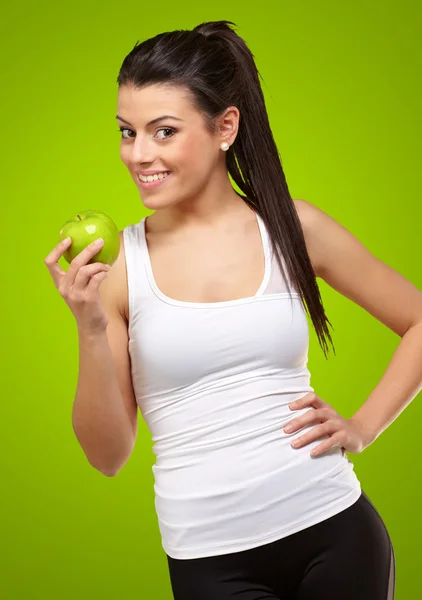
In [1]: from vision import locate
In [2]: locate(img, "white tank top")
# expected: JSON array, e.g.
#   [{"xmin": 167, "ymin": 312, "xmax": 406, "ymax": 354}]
[{"xmin": 123, "ymin": 211, "xmax": 361, "ymax": 560}]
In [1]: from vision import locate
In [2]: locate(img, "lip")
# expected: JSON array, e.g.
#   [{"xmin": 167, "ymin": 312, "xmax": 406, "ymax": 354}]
[
  {"xmin": 137, "ymin": 172, "xmax": 172, "ymax": 189},
  {"xmin": 136, "ymin": 170, "xmax": 170, "ymax": 175}
]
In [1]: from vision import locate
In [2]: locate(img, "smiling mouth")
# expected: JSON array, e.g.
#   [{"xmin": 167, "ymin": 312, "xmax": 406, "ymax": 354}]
[
  {"xmin": 137, "ymin": 172, "xmax": 172, "ymax": 188},
  {"xmin": 138, "ymin": 171, "xmax": 171, "ymax": 183}
]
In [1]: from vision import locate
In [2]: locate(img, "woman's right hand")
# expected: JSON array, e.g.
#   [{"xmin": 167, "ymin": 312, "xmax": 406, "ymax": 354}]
[{"xmin": 44, "ymin": 237, "xmax": 111, "ymax": 334}]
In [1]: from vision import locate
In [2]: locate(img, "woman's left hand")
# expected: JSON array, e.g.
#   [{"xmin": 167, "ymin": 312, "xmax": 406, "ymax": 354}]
[{"xmin": 283, "ymin": 392, "xmax": 372, "ymax": 457}]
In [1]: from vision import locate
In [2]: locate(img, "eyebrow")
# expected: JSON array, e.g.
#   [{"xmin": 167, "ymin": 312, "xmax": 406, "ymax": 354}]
[{"xmin": 115, "ymin": 114, "xmax": 184, "ymax": 127}]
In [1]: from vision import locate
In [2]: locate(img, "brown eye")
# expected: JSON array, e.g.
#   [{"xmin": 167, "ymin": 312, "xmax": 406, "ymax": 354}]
[
  {"xmin": 156, "ymin": 127, "xmax": 176, "ymax": 140},
  {"xmin": 118, "ymin": 126, "xmax": 176, "ymax": 140},
  {"xmin": 118, "ymin": 127, "xmax": 134, "ymax": 139}
]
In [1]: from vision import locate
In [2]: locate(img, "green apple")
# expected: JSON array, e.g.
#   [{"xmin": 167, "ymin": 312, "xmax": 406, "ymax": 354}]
[{"xmin": 59, "ymin": 209, "xmax": 120, "ymax": 265}]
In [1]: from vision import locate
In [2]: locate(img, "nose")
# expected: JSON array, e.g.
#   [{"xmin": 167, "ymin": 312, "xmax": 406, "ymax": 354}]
[{"xmin": 126, "ymin": 135, "xmax": 157, "ymax": 166}]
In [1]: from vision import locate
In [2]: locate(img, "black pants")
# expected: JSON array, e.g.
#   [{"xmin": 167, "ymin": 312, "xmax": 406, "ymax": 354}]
[{"xmin": 166, "ymin": 491, "xmax": 395, "ymax": 599}]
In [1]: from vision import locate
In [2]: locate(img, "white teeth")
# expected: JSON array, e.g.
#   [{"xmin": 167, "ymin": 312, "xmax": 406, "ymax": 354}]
[{"xmin": 139, "ymin": 171, "xmax": 170, "ymax": 183}]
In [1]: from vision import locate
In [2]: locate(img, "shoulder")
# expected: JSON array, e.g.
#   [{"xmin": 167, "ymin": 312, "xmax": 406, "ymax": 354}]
[
  {"xmin": 292, "ymin": 198, "xmax": 328, "ymax": 278},
  {"xmin": 292, "ymin": 198, "xmax": 321, "ymax": 226},
  {"xmin": 292, "ymin": 198, "xmax": 369, "ymax": 280},
  {"xmin": 292, "ymin": 198, "xmax": 368, "ymax": 280},
  {"xmin": 292, "ymin": 198, "xmax": 320, "ymax": 233},
  {"xmin": 292, "ymin": 198, "xmax": 422, "ymax": 336}
]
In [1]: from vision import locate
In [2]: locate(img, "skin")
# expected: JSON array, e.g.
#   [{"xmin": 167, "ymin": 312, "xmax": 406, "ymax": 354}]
[
  {"xmin": 113, "ymin": 82, "xmax": 422, "ymax": 460},
  {"xmin": 44, "ymin": 83, "xmax": 422, "ymax": 473},
  {"xmin": 116, "ymin": 82, "xmax": 254, "ymax": 235}
]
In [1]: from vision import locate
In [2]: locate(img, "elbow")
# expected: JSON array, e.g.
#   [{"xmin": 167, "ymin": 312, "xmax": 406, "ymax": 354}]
[
  {"xmin": 89, "ymin": 449, "xmax": 132, "ymax": 477},
  {"xmin": 90, "ymin": 460, "xmax": 120, "ymax": 477},
  {"xmin": 73, "ymin": 428, "xmax": 134, "ymax": 478},
  {"xmin": 103, "ymin": 469, "xmax": 119, "ymax": 477}
]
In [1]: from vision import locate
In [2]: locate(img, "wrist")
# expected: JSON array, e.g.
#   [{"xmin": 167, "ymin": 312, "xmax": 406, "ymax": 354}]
[
  {"xmin": 349, "ymin": 414, "xmax": 377, "ymax": 449},
  {"xmin": 77, "ymin": 325, "xmax": 108, "ymax": 342}
]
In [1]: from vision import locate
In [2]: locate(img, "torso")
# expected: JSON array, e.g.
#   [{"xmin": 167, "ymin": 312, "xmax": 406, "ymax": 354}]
[{"xmin": 117, "ymin": 199, "xmax": 318, "ymax": 323}]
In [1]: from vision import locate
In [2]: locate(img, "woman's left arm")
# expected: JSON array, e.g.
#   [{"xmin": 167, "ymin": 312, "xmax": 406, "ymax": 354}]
[
  {"xmin": 350, "ymin": 320, "xmax": 422, "ymax": 446},
  {"xmin": 295, "ymin": 199, "xmax": 422, "ymax": 447}
]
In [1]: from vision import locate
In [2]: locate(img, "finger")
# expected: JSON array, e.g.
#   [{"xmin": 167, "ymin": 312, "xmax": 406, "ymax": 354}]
[
  {"xmin": 289, "ymin": 392, "xmax": 325, "ymax": 411},
  {"xmin": 290, "ymin": 423, "xmax": 332, "ymax": 448},
  {"xmin": 86, "ymin": 270, "xmax": 109, "ymax": 294},
  {"xmin": 310, "ymin": 439, "xmax": 339, "ymax": 457},
  {"xmin": 299, "ymin": 429, "xmax": 346, "ymax": 456},
  {"xmin": 73, "ymin": 262, "xmax": 110, "ymax": 289},
  {"xmin": 284, "ymin": 407, "xmax": 331, "ymax": 434},
  {"xmin": 44, "ymin": 237, "xmax": 73, "ymax": 288},
  {"xmin": 65, "ymin": 238, "xmax": 104, "ymax": 287}
]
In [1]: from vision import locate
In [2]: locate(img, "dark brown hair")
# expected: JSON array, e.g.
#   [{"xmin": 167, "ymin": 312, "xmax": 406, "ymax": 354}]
[{"xmin": 117, "ymin": 20, "xmax": 335, "ymax": 358}]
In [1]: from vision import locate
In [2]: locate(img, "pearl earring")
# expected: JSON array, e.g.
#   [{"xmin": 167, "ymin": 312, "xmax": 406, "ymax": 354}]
[{"xmin": 221, "ymin": 142, "xmax": 230, "ymax": 151}]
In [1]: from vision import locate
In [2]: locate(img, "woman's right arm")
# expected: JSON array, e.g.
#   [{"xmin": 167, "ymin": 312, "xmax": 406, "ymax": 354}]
[
  {"xmin": 45, "ymin": 231, "xmax": 138, "ymax": 477},
  {"xmin": 73, "ymin": 303, "xmax": 137, "ymax": 478}
]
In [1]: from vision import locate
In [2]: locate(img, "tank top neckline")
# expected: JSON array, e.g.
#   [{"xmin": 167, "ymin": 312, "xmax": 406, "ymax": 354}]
[{"xmin": 140, "ymin": 211, "xmax": 274, "ymax": 309}]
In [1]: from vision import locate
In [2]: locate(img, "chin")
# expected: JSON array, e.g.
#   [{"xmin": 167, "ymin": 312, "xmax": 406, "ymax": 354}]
[{"xmin": 139, "ymin": 193, "xmax": 175, "ymax": 210}]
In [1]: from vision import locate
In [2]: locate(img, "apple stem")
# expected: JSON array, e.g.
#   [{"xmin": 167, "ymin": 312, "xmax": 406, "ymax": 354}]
[{"xmin": 77, "ymin": 215, "xmax": 82, "ymax": 221}]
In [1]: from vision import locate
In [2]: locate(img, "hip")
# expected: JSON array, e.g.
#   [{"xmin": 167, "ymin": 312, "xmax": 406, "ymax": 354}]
[
  {"xmin": 166, "ymin": 490, "xmax": 395, "ymax": 600},
  {"xmin": 158, "ymin": 457, "xmax": 361, "ymax": 560}
]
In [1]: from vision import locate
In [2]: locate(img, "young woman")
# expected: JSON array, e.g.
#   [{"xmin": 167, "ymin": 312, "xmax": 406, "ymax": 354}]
[{"xmin": 45, "ymin": 20, "xmax": 422, "ymax": 600}]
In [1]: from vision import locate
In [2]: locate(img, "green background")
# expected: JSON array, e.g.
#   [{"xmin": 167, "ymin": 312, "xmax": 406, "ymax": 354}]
[{"xmin": 1, "ymin": 0, "xmax": 421, "ymax": 598}]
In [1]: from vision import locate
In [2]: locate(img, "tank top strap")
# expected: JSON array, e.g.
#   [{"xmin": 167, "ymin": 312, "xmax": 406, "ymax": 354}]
[
  {"xmin": 123, "ymin": 213, "xmax": 295, "ymax": 308},
  {"xmin": 255, "ymin": 212, "xmax": 270, "ymax": 248},
  {"xmin": 123, "ymin": 217, "xmax": 154, "ymax": 303},
  {"xmin": 255, "ymin": 213, "xmax": 293, "ymax": 296}
]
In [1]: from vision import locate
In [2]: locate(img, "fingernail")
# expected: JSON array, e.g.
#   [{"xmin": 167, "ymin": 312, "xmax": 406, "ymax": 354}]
[
  {"xmin": 284, "ymin": 425, "xmax": 293, "ymax": 433},
  {"xmin": 63, "ymin": 237, "xmax": 71, "ymax": 243},
  {"xmin": 94, "ymin": 238, "xmax": 104, "ymax": 246}
]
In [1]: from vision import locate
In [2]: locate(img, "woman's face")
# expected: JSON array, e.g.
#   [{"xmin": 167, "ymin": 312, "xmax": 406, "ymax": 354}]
[{"xmin": 116, "ymin": 83, "xmax": 235, "ymax": 212}]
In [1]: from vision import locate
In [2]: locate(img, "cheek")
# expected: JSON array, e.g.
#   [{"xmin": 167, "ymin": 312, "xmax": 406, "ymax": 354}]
[
  {"xmin": 176, "ymin": 135, "xmax": 212, "ymax": 169},
  {"xmin": 175, "ymin": 138, "xmax": 199, "ymax": 168}
]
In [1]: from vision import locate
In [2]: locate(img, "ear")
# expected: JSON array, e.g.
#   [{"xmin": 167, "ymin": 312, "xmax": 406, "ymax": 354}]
[{"xmin": 217, "ymin": 106, "xmax": 239, "ymax": 146}]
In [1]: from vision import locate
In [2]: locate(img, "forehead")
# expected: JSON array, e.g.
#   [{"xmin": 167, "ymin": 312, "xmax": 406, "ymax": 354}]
[{"xmin": 117, "ymin": 84, "xmax": 195, "ymax": 121}]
